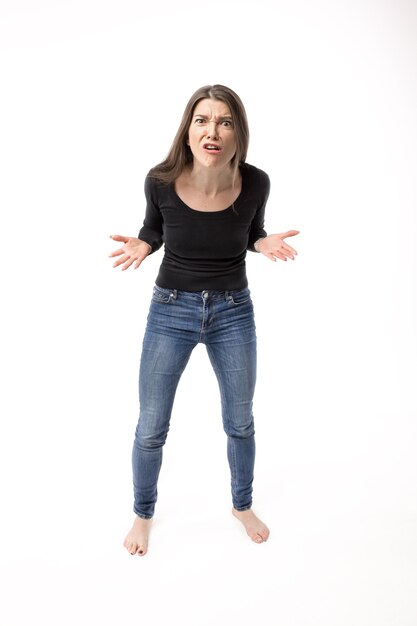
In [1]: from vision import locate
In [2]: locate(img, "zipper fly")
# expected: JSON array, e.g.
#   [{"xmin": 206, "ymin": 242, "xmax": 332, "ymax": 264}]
[{"xmin": 199, "ymin": 291, "xmax": 210, "ymax": 337}]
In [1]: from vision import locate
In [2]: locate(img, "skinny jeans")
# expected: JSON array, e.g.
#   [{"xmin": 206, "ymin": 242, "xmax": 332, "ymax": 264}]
[{"xmin": 132, "ymin": 284, "xmax": 257, "ymax": 519}]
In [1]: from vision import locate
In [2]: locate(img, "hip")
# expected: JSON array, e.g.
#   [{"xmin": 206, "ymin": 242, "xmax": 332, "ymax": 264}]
[{"xmin": 144, "ymin": 284, "xmax": 256, "ymax": 344}]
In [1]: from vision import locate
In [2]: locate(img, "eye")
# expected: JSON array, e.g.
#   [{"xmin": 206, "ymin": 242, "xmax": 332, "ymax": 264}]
[
  {"xmin": 195, "ymin": 118, "xmax": 206, "ymax": 124},
  {"xmin": 221, "ymin": 120, "xmax": 233, "ymax": 127}
]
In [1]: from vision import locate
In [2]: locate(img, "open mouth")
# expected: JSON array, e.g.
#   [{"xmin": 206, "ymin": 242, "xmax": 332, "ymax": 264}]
[{"xmin": 203, "ymin": 143, "xmax": 222, "ymax": 152}]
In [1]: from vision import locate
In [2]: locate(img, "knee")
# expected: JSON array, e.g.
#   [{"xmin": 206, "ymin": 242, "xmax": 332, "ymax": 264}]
[
  {"xmin": 222, "ymin": 400, "xmax": 255, "ymax": 438},
  {"xmin": 134, "ymin": 422, "xmax": 169, "ymax": 450},
  {"xmin": 223, "ymin": 419, "xmax": 255, "ymax": 440}
]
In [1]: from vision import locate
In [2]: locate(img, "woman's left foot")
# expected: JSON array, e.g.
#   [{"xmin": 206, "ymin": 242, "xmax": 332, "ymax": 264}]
[{"xmin": 232, "ymin": 507, "xmax": 270, "ymax": 543}]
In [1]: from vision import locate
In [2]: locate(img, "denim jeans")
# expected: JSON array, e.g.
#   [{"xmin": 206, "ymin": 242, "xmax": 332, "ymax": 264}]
[{"xmin": 132, "ymin": 285, "xmax": 257, "ymax": 519}]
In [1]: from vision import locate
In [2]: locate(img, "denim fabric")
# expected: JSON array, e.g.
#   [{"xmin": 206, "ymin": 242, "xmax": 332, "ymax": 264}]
[{"xmin": 132, "ymin": 285, "xmax": 257, "ymax": 519}]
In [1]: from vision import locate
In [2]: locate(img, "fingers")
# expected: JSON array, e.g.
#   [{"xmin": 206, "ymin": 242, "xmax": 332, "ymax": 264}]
[
  {"xmin": 110, "ymin": 234, "xmax": 129, "ymax": 243},
  {"xmin": 283, "ymin": 243, "xmax": 298, "ymax": 255},
  {"xmin": 273, "ymin": 247, "xmax": 293, "ymax": 259},
  {"xmin": 112, "ymin": 253, "xmax": 145, "ymax": 270},
  {"xmin": 268, "ymin": 234, "xmax": 299, "ymax": 259},
  {"xmin": 274, "ymin": 251, "xmax": 287, "ymax": 261},
  {"xmin": 281, "ymin": 247, "xmax": 296, "ymax": 259},
  {"xmin": 281, "ymin": 230, "xmax": 300, "ymax": 238},
  {"xmin": 276, "ymin": 240, "xmax": 297, "ymax": 259},
  {"xmin": 264, "ymin": 248, "xmax": 292, "ymax": 262},
  {"xmin": 108, "ymin": 247, "xmax": 125, "ymax": 258},
  {"xmin": 112, "ymin": 254, "xmax": 130, "ymax": 268},
  {"xmin": 120, "ymin": 256, "xmax": 136, "ymax": 271}
]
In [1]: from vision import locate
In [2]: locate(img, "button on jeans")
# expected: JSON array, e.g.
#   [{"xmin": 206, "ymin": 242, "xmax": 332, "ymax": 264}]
[{"xmin": 132, "ymin": 285, "xmax": 257, "ymax": 519}]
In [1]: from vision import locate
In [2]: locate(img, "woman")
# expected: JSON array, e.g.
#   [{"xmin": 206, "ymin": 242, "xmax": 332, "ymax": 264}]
[{"xmin": 110, "ymin": 84, "xmax": 300, "ymax": 556}]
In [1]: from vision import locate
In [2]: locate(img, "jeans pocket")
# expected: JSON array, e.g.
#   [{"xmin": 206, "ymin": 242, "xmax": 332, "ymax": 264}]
[
  {"xmin": 229, "ymin": 287, "xmax": 251, "ymax": 305},
  {"xmin": 151, "ymin": 285, "xmax": 174, "ymax": 304}
]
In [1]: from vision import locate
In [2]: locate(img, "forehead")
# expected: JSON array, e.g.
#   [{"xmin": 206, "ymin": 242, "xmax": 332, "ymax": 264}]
[{"xmin": 193, "ymin": 98, "xmax": 232, "ymax": 118}]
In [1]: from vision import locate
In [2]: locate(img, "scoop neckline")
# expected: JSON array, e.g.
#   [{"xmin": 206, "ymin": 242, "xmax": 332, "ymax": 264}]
[{"xmin": 171, "ymin": 164, "xmax": 245, "ymax": 214}]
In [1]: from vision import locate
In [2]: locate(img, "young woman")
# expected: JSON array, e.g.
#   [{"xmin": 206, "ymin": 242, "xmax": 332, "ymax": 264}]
[{"xmin": 110, "ymin": 84, "xmax": 300, "ymax": 556}]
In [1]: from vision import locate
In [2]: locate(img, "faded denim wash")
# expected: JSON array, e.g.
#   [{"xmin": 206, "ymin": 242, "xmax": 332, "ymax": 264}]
[{"xmin": 132, "ymin": 285, "xmax": 257, "ymax": 519}]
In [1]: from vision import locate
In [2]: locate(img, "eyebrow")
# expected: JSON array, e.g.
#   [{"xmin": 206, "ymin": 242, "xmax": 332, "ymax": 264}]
[{"xmin": 193, "ymin": 114, "xmax": 233, "ymax": 121}]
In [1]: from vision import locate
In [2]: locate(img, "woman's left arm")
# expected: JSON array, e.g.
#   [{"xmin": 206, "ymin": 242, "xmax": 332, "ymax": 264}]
[{"xmin": 248, "ymin": 169, "xmax": 300, "ymax": 261}]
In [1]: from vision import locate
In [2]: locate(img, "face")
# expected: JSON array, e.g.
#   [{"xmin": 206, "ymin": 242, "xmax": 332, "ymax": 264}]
[{"xmin": 186, "ymin": 98, "xmax": 237, "ymax": 169}]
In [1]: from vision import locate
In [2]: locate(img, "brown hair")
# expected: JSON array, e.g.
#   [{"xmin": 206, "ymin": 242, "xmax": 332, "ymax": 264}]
[{"xmin": 147, "ymin": 84, "xmax": 250, "ymax": 186}]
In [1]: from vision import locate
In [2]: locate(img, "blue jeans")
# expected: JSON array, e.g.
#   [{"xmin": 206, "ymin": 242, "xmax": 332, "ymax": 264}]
[{"xmin": 132, "ymin": 285, "xmax": 257, "ymax": 519}]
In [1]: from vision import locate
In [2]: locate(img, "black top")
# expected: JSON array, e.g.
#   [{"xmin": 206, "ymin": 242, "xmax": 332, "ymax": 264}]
[{"xmin": 138, "ymin": 161, "xmax": 270, "ymax": 291}]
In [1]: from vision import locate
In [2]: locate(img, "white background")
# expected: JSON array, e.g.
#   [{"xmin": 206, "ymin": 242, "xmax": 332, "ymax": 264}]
[{"xmin": 1, "ymin": 0, "xmax": 416, "ymax": 624}]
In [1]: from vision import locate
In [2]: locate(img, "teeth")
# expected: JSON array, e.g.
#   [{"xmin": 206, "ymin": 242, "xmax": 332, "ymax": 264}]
[{"xmin": 206, "ymin": 145, "xmax": 219, "ymax": 150}]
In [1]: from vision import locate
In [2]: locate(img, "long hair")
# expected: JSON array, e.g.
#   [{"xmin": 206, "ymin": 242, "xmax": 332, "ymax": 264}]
[{"xmin": 147, "ymin": 84, "xmax": 250, "ymax": 186}]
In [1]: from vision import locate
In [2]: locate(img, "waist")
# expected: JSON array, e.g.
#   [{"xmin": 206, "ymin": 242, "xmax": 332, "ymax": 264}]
[
  {"xmin": 155, "ymin": 263, "xmax": 248, "ymax": 291},
  {"xmin": 153, "ymin": 284, "xmax": 251, "ymax": 302}
]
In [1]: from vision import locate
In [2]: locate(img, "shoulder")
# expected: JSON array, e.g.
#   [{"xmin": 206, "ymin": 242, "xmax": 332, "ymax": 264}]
[
  {"xmin": 144, "ymin": 175, "xmax": 170, "ymax": 196},
  {"xmin": 240, "ymin": 162, "xmax": 271, "ymax": 196},
  {"xmin": 143, "ymin": 176, "xmax": 171, "ymax": 214},
  {"xmin": 240, "ymin": 162, "xmax": 270, "ymax": 191}
]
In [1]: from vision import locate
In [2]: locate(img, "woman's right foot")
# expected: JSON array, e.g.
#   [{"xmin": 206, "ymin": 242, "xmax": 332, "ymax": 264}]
[{"xmin": 123, "ymin": 515, "xmax": 153, "ymax": 556}]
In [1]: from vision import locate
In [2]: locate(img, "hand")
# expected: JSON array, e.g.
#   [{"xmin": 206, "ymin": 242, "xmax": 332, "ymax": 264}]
[
  {"xmin": 109, "ymin": 234, "xmax": 152, "ymax": 271},
  {"xmin": 257, "ymin": 230, "xmax": 300, "ymax": 262}
]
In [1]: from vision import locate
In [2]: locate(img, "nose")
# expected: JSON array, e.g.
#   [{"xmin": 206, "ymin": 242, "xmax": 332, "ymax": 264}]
[{"xmin": 206, "ymin": 121, "xmax": 219, "ymax": 139}]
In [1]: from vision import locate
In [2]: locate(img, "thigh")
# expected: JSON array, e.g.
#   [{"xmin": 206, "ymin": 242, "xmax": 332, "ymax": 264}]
[
  {"xmin": 205, "ymin": 292, "xmax": 257, "ymax": 424},
  {"xmin": 205, "ymin": 336, "xmax": 257, "ymax": 406},
  {"xmin": 139, "ymin": 330, "xmax": 196, "ymax": 397},
  {"xmin": 138, "ymin": 289, "xmax": 198, "ymax": 432}
]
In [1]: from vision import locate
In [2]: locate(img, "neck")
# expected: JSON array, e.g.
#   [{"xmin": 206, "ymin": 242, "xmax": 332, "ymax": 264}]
[{"xmin": 185, "ymin": 162, "xmax": 238, "ymax": 197}]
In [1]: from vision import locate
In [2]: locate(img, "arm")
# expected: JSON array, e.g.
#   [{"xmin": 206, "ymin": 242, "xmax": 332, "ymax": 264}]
[
  {"xmin": 248, "ymin": 169, "xmax": 300, "ymax": 261},
  {"xmin": 137, "ymin": 176, "xmax": 164, "ymax": 254},
  {"xmin": 247, "ymin": 170, "xmax": 270, "ymax": 252},
  {"xmin": 109, "ymin": 176, "xmax": 164, "ymax": 271}
]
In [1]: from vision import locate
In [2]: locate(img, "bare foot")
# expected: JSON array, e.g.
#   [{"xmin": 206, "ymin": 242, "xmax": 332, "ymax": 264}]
[
  {"xmin": 232, "ymin": 507, "xmax": 270, "ymax": 543},
  {"xmin": 123, "ymin": 515, "xmax": 153, "ymax": 556}
]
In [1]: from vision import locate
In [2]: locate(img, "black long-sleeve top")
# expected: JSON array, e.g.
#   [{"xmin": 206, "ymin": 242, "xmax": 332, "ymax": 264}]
[{"xmin": 138, "ymin": 161, "xmax": 270, "ymax": 290}]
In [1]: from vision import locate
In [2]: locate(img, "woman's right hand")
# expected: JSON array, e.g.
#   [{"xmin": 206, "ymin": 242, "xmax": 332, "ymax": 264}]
[{"xmin": 109, "ymin": 235, "xmax": 152, "ymax": 271}]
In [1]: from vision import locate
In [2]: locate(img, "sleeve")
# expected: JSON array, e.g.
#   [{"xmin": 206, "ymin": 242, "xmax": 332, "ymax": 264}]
[
  {"xmin": 247, "ymin": 169, "xmax": 270, "ymax": 252},
  {"xmin": 137, "ymin": 176, "xmax": 164, "ymax": 255}
]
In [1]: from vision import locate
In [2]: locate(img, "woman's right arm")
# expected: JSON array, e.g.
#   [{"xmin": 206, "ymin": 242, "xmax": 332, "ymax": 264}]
[{"xmin": 109, "ymin": 177, "xmax": 164, "ymax": 271}]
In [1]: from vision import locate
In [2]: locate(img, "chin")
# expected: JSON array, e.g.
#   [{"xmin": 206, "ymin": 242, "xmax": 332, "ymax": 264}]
[{"xmin": 202, "ymin": 156, "xmax": 233, "ymax": 168}]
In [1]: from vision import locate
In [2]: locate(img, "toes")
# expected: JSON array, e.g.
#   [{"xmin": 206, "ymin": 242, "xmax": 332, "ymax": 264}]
[{"xmin": 124, "ymin": 536, "xmax": 148, "ymax": 555}]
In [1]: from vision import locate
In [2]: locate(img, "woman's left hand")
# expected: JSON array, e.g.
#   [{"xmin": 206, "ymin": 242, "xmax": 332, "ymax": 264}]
[{"xmin": 257, "ymin": 230, "xmax": 300, "ymax": 262}]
